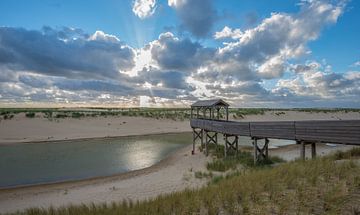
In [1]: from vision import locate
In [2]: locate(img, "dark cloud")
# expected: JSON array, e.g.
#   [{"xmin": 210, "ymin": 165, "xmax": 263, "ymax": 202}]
[
  {"xmin": 151, "ymin": 32, "xmax": 214, "ymax": 71},
  {"xmin": 169, "ymin": 0, "xmax": 217, "ymax": 38},
  {"xmin": 54, "ymin": 79, "xmax": 134, "ymax": 94},
  {"xmin": 0, "ymin": 27, "xmax": 135, "ymax": 79},
  {"xmin": 137, "ymin": 68, "xmax": 192, "ymax": 90}
]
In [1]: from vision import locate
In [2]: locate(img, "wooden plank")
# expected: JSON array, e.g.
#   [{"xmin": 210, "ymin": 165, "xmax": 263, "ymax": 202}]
[
  {"xmin": 250, "ymin": 121, "xmax": 295, "ymax": 140},
  {"xmin": 296, "ymin": 120, "xmax": 360, "ymax": 124}
]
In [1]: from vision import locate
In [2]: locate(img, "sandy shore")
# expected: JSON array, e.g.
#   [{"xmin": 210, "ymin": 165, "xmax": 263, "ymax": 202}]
[
  {"xmin": 0, "ymin": 111, "xmax": 359, "ymax": 214},
  {"xmin": 0, "ymin": 115, "xmax": 191, "ymax": 144}
]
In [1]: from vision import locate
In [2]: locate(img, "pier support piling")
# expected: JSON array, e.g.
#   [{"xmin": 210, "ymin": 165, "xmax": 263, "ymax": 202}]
[
  {"xmin": 192, "ymin": 128, "xmax": 203, "ymax": 154},
  {"xmin": 252, "ymin": 138, "xmax": 269, "ymax": 165},
  {"xmin": 298, "ymin": 141, "xmax": 317, "ymax": 160},
  {"xmin": 311, "ymin": 142, "xmax": 317, "ymax": 158},
  {"xmin": 205, "ymin": 130, "xmax": 218, "ymax": 156},
  {"xmin": 224, "ymin": 134, "xmax": 239, "ymax": 157}
]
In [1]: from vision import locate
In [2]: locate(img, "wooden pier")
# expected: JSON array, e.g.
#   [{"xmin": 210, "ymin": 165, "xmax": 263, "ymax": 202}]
[{"xmin": 190, "ymin": 100, "xmax": 360, "ymax": 164}]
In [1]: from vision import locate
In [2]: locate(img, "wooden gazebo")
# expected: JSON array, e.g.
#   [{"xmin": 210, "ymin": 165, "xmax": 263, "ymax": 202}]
[
  {"xmin": 190, "ymin": 99, "xmax": 229, "ymax": 121},
  {"xmin": 190, "ymin": 99, "xmax": 230, "ymax": 155}
]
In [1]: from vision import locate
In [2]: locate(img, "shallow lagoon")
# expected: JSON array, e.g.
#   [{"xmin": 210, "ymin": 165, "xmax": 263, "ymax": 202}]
[{"xmin": 0, "ymin": 133, "xmax": 294, "ymax": 188}]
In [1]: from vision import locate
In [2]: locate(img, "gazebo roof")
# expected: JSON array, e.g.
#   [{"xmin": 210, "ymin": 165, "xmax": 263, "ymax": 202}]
[{"xmin": 191, "ymin": 99, "xmax": 229, "ymax": 108}]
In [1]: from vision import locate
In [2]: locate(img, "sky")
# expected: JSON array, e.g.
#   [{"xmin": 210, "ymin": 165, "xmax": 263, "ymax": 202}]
[{"xmin": 0, "ymin": 0, "xmax": 359, "ymax": 108}]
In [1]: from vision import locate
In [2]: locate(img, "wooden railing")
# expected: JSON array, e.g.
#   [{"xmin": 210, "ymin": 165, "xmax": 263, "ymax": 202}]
[{"xmin": 190, "ymin": 119, "xmax": 360, "ymax": 145}]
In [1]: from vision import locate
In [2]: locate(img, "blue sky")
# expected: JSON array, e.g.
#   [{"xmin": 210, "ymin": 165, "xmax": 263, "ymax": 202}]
[{"xmin": 0, "ymin": 0, "xmax": 359, "ymax": 107}]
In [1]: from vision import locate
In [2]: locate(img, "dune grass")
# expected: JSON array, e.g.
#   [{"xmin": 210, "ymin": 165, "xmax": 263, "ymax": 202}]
[
  {"xmin": 1, "ymin": 107, "xmax": 359, "ymax": 121},
  {"xmin": 10, "ymin": 148, "xmax": 360, "ymax": 215},
  {"xmin": 205, "ymin": 144, "xmax": 285, "ymax": 172}
]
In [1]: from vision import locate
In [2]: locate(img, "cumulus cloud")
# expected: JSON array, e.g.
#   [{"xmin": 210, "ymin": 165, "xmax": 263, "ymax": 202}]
[
  {"xmin": 195, "ymin": 0, "xmax": 345, "ymax": 87},
  {"xmin": 168, "ymin": 0, "xmax": 217, "ymax": 38},
  {"xmin": 150, "ymin": 32, "xmax": 214, "ymax": 71},
  {"xmin": 0, "ymin": 27, "xmax": 135, "ymax": 79},
  {"xmin": 132, "ymin": 0, "xmax": 157, "ymax": 19},
  {"xmin": 214, "ymin": 26, "xmax": 243, "ymax": 40},
  {"xmin": 274, "ymin": 61, "xmax": 360, "ymax": 99}
]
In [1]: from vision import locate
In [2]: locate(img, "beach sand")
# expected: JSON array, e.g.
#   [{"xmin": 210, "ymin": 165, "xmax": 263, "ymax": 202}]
[
  {"xmin": 0, "ymin": 111, "xmax": 359, "ymax": 213},
  {"xmin": 0, "ymin": 114, "xmax": 191, "ymax": 144}
]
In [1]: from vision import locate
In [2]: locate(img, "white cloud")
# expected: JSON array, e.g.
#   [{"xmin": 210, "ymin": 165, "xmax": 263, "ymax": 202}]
[
  {"xmin": 89, "ymin": 30, "xmax": 120, "ymax": 43},
  {"xmin": 257, "ymin": 55, "xmax": 285, "ymax": 79},
  {"xmin": 275, "ymin": 61, "xmax": 360, "ymax": 99},
  {"xmin": 214, "ymin": 26, "xmax": 243, "ymax": 40},
  {"xmin": 352, "ymin": 61, "xmax": 360, "ymax": 67},
  {"xmin": 168, "ymin": 0, "xmax": 186, "ymax": 8},
  {"xmin": 132, "ymin": 0, "xmax": 157, "ymax": 19}
]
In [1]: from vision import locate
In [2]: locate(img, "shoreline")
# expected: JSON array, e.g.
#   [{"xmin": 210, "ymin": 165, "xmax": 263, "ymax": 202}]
[{"xmin": 0, "ymin": 131, "xmax": 192, "ymax": 146}]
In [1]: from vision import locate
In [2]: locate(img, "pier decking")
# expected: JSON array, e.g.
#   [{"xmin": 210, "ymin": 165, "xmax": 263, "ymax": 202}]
[{"xmin": 190, "ymin": 100, "xmax": 360, "ymax": 163}]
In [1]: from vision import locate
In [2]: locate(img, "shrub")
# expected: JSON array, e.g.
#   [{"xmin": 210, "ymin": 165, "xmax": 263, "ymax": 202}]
[
  {"xmin": 25, "ymin": 112, "xmax": 36, "ymax": 118},
  {"xmin": 71, "ymin": 112, "xmax": 85, "ymax": 118},
  {"xmin": 55, "ymin": 113, "xmax": 67, "ymax": 118}
]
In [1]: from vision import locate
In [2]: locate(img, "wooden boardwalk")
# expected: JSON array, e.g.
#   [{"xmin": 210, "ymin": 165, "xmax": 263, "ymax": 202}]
[
  {"xmin": 191, "ymin": 118, "xmax": 360, "ymax": 163},
  {"xmin": 189, "ymin": 99, "xmax": 360, "ymax": 163},
  {"xmin": 191, "ymin": 119, "xmax": 360, "ymax": 145}
]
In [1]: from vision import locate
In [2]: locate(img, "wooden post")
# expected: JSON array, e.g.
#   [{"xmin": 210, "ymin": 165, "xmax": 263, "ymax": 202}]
[
  {"xmin": 217, "ymin": 108, "xmax": 220, "ymax": 120},
  {"xmin": 235, "ymin": 136, "xmax": 239, "ymax": 156},
  {"xmin": 265, "ymin": 138, "xmax": 269, "ymax": 159},
  {"xmin": 190, "ymin": 108, "xmax": 193, "ymax": 118},
  {"xmin": 226, "ymin": 107, "xmax": 229, "ymax": 121},
  {"xmin": 311, "ymin": 142, "xmax": 316, "ymax": 159},
  {"xmin": 205, "ymin": 130, "xmax": 208, "ymax": 156},
  {"xmin": 192, "ymin": 129, "xmax": 195, "ymax": 154},
  {"xmin": 215, "ymin": 132, "xmax": 218, "ymax": 146},
  {"xmin": 200, "ymin": 129, "xmax": 204, "ymax": 149},
  {"xmin": 300, "ymin": 141, "xmax": 306, "ymax": 160},
  {"xmin": 224, "ymin": 135, "xmax": 228, "ymax": 158},
  {"xmin": 253, "ymin": 138, "xmax": 258, "ymax": 165}
]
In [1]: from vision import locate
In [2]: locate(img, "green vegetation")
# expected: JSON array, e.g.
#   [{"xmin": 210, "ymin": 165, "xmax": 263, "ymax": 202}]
[
  {"xmin": 0, "ymin": 108, "xmax": 192, "ymax": 121},
  {"xmin": 25, "ymin": 112, "xmax": 36, "ymax": 118},
  {"xmin": 230, "ymin": 108, "xmax": 266, "ymax": 119},
  {"xmin": 194, "ymin": 171, "xmax": 213, "ymax": 179},
  {"xmin": 71, "ymin": 112, "xmax": 85, "ymax": 118},
  {"xmin": 11, "ymin": 148, "xmax": 360, "ymax": 215},
  {"xmin": 205, "ymin": 144, "xmax": 285, "ymax": 172},
  {"xmin": 332, "ymin": 147, "xmax": 360, "ymax": 160},
  {"xmin": 0, "ymin": 107, "xmax": 359, "ymax": 121}
]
